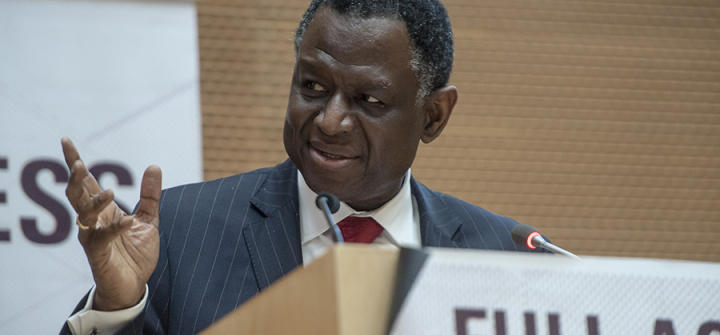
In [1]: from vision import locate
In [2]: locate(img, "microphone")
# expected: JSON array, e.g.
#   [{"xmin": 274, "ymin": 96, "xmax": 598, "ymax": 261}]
[
  {"xmin": 511, "ymin": 223, "xmax": 580, "ymax": 259},
  {"xmin": 315, "ymin": 192, "xmax": 344, "ymax": 243}
]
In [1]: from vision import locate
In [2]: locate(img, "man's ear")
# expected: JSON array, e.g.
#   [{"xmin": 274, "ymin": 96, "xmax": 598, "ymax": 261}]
[{"xmin": 420, "ymin": 85, "xmax": 458, "ymax": 144}]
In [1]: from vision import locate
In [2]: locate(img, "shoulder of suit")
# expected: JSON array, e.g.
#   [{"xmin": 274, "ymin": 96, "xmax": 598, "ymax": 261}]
[
  {"xmin": 159, "ymin": 160, "xmax": 294, "ymax": 195},
  {"xmin": 411, "ymin": 177, "xmax": 521, "ymax": 228}
]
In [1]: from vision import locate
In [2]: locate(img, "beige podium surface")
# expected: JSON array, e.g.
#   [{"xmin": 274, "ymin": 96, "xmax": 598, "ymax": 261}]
[{"xmin": 201, "ymin": 244, "xmax": 401, "ymax": 335}]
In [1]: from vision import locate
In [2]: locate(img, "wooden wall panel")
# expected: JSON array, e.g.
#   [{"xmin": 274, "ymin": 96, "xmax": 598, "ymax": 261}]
[{"xmin": 197, "ymin": 0, "xmax": 720, "ymax": 262}]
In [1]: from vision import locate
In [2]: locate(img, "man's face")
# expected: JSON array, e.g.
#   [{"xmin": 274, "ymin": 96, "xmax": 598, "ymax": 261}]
[{"xmin": 283, "ymin": 7, "xmax": 427, "ymax": 211}]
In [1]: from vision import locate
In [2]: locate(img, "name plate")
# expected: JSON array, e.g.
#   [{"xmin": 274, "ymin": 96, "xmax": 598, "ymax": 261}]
[{"xmin": 390, "ymin": 249, "xmax": 720, "ymax": 335}]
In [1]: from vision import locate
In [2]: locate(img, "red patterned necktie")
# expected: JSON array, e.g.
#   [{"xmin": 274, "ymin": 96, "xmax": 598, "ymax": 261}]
[{"xmin": 337, "ymin": 216, "xmax": 384, "ymax": 243}]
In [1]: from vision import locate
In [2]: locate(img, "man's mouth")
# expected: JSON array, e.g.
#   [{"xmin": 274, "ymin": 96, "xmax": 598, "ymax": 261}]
[
  {"xmin": 308, "ymin": 142, "xmax": 359, "ymax": 170},
  {"xmin": 316, "ymin": 148, "xmax": 349, "ymax": 160}
]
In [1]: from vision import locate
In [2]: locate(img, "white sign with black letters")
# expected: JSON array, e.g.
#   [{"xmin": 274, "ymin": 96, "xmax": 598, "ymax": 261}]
[{"xmin": 390, "ymin": 249, "xmax": 720, "ymax": 335}]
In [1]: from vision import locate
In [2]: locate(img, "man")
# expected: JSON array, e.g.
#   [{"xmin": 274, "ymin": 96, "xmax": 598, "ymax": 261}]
[{"xmin": 61, "ymin": 0, "xmax": 536, "ymax": 334}]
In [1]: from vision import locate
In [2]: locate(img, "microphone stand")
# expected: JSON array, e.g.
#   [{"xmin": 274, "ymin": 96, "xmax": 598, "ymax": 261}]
[{"xmin": 316, "ymin": 192, "xmax": 344, "ymax": 243}]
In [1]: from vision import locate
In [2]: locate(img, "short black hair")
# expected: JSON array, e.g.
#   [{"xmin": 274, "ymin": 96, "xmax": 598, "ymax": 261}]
[{"xmin": 294, "ymin": 0, "xmax": 454, "ymax": 100}]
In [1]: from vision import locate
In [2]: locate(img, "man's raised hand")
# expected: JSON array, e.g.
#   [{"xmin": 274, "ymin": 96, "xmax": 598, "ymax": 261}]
[{"xmin": 61, "ymin": 137, "xmax": 162, "ymax": 311}]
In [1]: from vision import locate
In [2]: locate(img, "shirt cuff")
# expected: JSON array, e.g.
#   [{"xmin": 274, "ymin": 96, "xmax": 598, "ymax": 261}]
[{"xmin": 66, "ymin": 285, "xmax": 148, "ymax": 335}]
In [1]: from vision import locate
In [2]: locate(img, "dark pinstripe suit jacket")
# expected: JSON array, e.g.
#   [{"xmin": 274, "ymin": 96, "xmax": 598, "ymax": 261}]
[{"xmin": 62, "ymin": 159, "xmax": 533, "ymax": 335}]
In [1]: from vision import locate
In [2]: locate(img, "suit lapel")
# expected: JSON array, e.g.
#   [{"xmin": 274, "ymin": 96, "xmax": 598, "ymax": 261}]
[
  {"xmin": 410, "ymin": 176, "xmax": 463, "ymax": 248},
  {"xmin": 241, "ymin": 166, "xmax": 466, "ymax": 291},
  {"xmin": 242, "ymin": 160, "xmax": 303, "ymax": 291}
]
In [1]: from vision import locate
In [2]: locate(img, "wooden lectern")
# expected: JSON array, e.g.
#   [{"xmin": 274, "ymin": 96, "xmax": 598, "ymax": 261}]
[{"xmin": 200, "ymin": 244, "xmax": 401, "ymax": 335}]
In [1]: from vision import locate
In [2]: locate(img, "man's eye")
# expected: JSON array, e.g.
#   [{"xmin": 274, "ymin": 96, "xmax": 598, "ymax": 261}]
[
  {"xmin": 361, "ymin": 94, "xmax": 381, "ymax": 103},
  {"xmin": 305, "ymin": 82, "xmax": 327, "ymax": 92}
]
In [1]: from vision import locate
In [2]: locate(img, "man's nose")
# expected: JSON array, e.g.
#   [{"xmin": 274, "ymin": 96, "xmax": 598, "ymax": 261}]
[{"xmin": 314, "ymin": 93, "xmax": 354, "ymax": 136}]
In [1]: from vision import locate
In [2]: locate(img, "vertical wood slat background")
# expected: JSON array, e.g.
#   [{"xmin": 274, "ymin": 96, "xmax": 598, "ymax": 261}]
[{"xmin": 198, "ymin": 0, "xmax": 720, "ymax": 262}]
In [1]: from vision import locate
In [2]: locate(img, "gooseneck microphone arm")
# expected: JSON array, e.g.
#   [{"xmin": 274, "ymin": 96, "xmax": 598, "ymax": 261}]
[
  {"xmin": 530, "ymin": 234, "xmax": 580, "ymax": 259},
  {"xmin": 511, "ymin": 223, "xmax": 580, "ymax": 259},
  {"xmin": 316, "ymin": 192, "xmax": 344, "ymax": 243}
]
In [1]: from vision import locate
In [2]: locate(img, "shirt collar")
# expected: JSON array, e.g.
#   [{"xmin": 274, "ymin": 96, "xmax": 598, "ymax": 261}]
[{"xmin": 297, "ymin": 169, "xmax": 416, "ymax": 247}]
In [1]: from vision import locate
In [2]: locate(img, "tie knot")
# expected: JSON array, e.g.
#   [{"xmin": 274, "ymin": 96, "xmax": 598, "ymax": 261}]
[{"xmin": 337, "ymin": 216, "xmax": 384, "ymax": 244}]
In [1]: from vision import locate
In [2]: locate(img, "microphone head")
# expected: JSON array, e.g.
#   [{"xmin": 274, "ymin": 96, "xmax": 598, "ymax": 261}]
[
  {"xmin": 511, "ymin": 223, "xmax": 541, "ymax": 249},
  {"xmin": 315, "ymin": 192, "xmax": 340, "ymax": 213}
]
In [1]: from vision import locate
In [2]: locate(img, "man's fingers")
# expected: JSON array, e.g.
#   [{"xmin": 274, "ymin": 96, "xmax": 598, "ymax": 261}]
[
  {"xmin": 88, "ymin": 189, "xmax": 115, "ymax": 218},
  {"xmin": 75, "ymin": 189, "xmax": 115, "ymax": 228},
  {"xmin": 84, "ymin": 216, "xmax": 133, "ymax": 247},
  {"xmin": 61, "ymin": 137, "xmax": 82, "ymax": 170},
  {"xmin": 66, "ymin": 160, "xmax": 89, "ymax": 201},
  {"xmin": 135, "ymin": 165, "xmax": 162, "ymax": 226},
  {"xmin": 65, "ymin": 143, "xmax": 102, "ymax": 193},
  {"xmin": 67, "ymin": 160, "xmax": 104, "ymax": 207},
  {"xmin": 66, "ymin": 158, "xmax": 116, "ymax": 226}
]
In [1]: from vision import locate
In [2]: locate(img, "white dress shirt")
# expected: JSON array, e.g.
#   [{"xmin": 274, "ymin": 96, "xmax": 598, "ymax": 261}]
[
  {"xmin": 67, "ymin": 169, "xmax": 421, "ymax": 335},
  {"xmin": 298, "ymin": 169, "xmax": 421, "ymax": 264}
]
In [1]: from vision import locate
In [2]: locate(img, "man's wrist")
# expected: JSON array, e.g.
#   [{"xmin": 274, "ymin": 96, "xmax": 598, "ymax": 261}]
[{"xmin": 93, "ymin": 286, "xmax": 145, "ymax": 312}]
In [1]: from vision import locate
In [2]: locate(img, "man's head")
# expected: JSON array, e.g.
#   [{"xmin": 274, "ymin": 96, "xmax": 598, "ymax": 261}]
[
  {"xmin": 283, "ymin": 1, "xmax": 458, "ymax": 211},
  {"xmin": 294, "ymin": 0, "xmax": 454, "ymax": 100}
]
